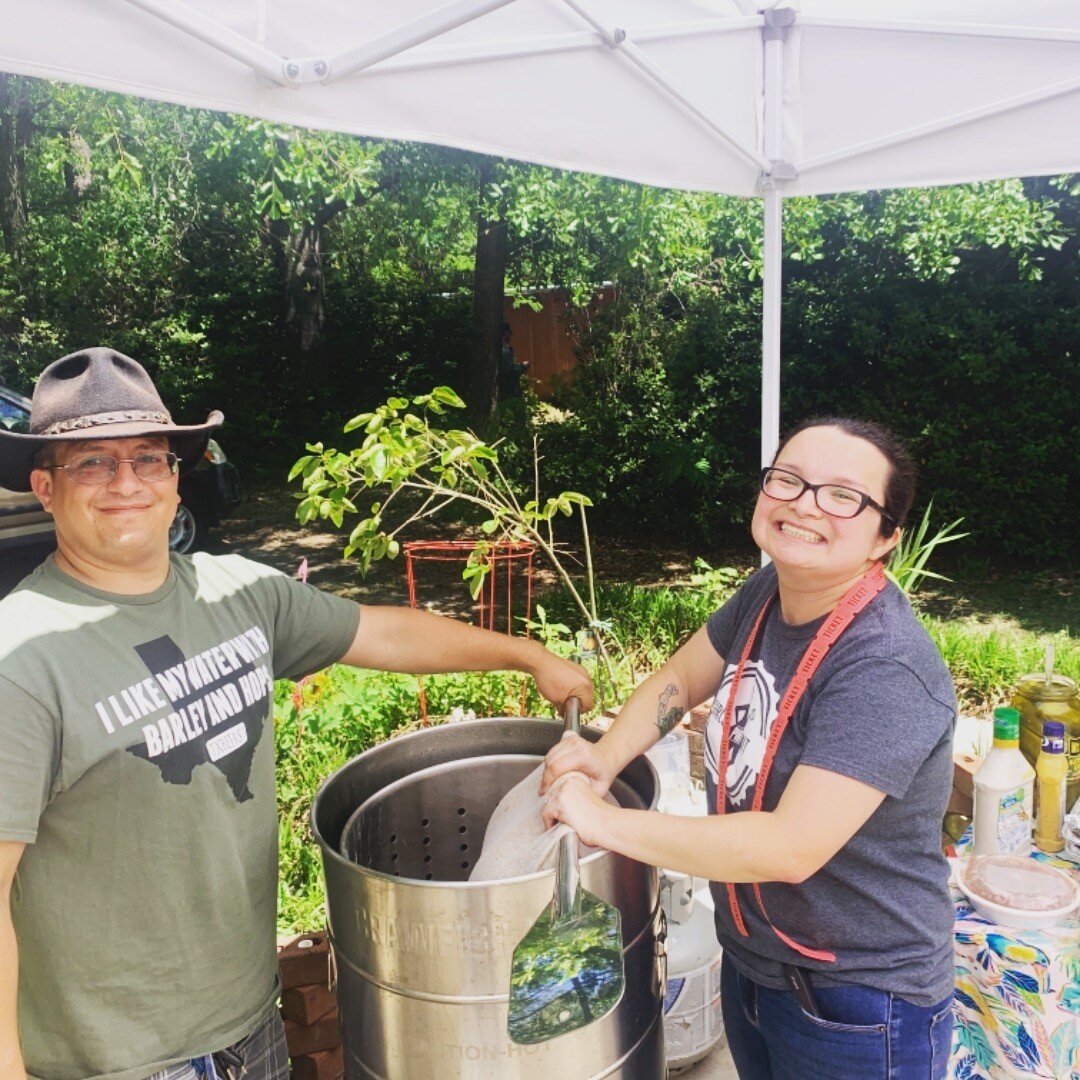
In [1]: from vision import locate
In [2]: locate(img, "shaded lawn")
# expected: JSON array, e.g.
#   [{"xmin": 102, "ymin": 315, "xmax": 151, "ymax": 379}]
[{"xmin": 216, "ymin": 480, "xmax": 1077, "ymax": 638}]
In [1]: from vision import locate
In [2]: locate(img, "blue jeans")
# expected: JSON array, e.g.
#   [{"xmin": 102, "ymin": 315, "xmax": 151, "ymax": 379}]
[{"xmin": 720, "ymin": 954, "xmax": 954, "ymax": 1079}]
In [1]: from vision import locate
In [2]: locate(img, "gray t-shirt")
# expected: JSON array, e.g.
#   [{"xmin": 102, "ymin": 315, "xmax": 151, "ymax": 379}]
[
  {"xmin": 704, "ymin": 564, "xmax": 957, "ymax": 1007},
  {"xmin": 0, "ymin": 553, "xmax": 360, "ymax": 1080}
]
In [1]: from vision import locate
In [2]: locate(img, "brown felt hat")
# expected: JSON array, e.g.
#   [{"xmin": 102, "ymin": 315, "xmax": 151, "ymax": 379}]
[{"xmin": 0, "ymin": 347, "xmax": 223, "ymax": 492}]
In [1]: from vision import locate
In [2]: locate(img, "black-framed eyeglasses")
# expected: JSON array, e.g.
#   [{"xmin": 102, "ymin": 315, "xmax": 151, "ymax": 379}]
[
  {"xmin": 760, "ymin": 467, "xmax": 894, "ymax": 526},
  {"xmin": 48, "ymin": 451, "xmax": 181, "ymax": 486}
]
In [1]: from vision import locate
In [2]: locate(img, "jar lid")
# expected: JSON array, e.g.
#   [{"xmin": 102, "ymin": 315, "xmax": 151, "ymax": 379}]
[{"xmin": 1014, "ymin": 673, "xmax": 1079, "ymax": 701}]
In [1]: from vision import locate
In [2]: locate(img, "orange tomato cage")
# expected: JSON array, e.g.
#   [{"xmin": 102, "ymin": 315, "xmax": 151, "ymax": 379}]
[{"xmin": 403, "ymin": 540, "xmax": 536, "ymax": 723}]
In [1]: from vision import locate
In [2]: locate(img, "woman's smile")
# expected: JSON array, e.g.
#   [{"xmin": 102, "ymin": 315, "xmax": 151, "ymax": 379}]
[{"xmin": 775, "ymin": 520, "xmax": 827, "ymax": 544}]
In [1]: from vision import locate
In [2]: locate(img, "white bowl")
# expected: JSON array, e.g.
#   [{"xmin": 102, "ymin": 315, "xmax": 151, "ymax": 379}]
[{"xmin": 956, "ymin": 859, "xmax": 1080, "ymax": 930}]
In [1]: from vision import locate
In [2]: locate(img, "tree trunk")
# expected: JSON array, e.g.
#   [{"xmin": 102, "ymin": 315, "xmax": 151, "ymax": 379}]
[
  {"xmin": 264, "ymin": 193, "xmax": 353, "ymax": 363},
  {"xmin": 468, "ymin": 158, "xmax": 507, "ymax": 431},
  {"xmin": 63, "ymin": 133, "xmax": 93, "ymax": 202},
  {"xmin": 0, "ymin": 74, "xmax": 31, "ymax": 257},
  {"xmin": 286, "ymin": 221, "xmax": 327, "ymax": 354}
]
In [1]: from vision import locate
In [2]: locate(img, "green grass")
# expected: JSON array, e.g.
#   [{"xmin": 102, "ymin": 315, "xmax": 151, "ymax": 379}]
[
  {"xmin": 535, "ymin": 564, "xmax": 750, "ymax": 686},
  {"xmin": 919, "ymin": 618, "xmax": 1079, "ymax": 711}
]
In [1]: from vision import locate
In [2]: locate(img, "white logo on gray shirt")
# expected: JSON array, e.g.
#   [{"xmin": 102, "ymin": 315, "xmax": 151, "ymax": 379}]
[{"xmin": 705, "ymin": 661, "xmax": 779, "ymax": 809}]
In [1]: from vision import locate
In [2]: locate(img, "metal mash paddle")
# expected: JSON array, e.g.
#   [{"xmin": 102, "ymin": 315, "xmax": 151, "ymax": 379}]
[{"xmin": 507, "ymin": 697, "xmax": 626, "ymax": 1045}]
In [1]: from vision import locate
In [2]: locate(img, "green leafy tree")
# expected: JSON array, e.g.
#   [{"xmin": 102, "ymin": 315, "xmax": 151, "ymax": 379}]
[{"xmin": 290, "ymin": 387, "xmax": 642, "ymax": 693}]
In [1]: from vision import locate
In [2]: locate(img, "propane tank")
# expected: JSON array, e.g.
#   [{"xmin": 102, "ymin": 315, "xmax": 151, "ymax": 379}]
[
  {"xmin": 660, "ymin": 871, "xmax": 725, "ymax": 1073},
  {"xmin": 646, "ymin": 721, "xmax": 727, "ymax": 1073}
]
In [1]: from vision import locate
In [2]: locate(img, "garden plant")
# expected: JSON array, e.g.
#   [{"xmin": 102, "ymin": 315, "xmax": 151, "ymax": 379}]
[{"xmin": 290, "ymin": 386, "xmax": 638, "ymax": 702}]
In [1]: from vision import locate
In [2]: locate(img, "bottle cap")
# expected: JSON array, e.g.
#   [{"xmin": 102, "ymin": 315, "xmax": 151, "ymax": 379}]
[
  {"xmin": 993, "ymin": 706, "xmax": 1021, "ymax": 742},
  {"xmin": 1042, "ymin": 720, "xmax": 1066, "ymax": 743}
]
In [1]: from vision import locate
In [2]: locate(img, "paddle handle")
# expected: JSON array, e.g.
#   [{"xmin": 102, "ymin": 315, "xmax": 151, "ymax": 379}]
[
  {"xmin": 553, "ymin": 695, "xmax": 583, "ymax": 920},
  {"xmin": 554, "ymin": 832, "xmax": 580, "ymax": 922},
  {"xmin": 563, "ymin": 695, "xmax": 581, "ymax": 735}
]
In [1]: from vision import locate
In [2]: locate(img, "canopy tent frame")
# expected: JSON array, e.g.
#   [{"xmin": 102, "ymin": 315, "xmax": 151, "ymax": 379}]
[
  {"xmin": 559, "ymin": 0, "xmax": 772, "ymax": 173},
  {"xmin": 801, "ymin": 72, "xmax": 1080, "ymax": 176},
  {"xmin": 7, "ymin": 0, "xmax": 1080, "ymax": 478},
  {"xmin": 117, "ymin": 0, "xmax": 792, "ymax": 465},
  {"xmin": 283, "ymin": 0, "xmax": 519, "ymax": 83},
  {"xmin": 122, "ymin": 0, "xmax": 287, "ymax": 84},
  {"xmin": 797, "ymin": 15, "xmax": 1080, "ymax": 43}
]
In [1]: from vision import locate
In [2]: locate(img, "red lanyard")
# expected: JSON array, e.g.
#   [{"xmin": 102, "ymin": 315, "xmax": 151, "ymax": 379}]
[{"xmin": 715, "ymin": 561, "xmax": 887, "ymax": 962}]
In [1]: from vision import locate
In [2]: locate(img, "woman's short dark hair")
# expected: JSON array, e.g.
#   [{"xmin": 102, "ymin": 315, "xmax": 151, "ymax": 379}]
[{"xmin": 772, "ymin": 417, "xmax": 916, "ymax": 536}]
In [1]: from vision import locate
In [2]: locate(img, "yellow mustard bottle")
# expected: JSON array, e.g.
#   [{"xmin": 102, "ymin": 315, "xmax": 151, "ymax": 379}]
[{"xmin": 1034, "ymin": 720, "xmax": 1068, "ymax": 853}]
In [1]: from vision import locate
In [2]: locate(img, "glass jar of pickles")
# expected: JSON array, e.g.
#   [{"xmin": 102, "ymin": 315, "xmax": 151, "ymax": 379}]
[{"xmin": 1011, "ymin": 673, "xmax": 1080, "ymax": 813}]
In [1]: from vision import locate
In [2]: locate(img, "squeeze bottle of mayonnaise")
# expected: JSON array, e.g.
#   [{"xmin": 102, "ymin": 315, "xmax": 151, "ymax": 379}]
[{"xmin": 973, "ymin": 707, "xmax": 1035, "ymax": 856}]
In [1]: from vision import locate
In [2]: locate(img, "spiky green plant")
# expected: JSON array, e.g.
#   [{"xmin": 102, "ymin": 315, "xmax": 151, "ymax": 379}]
[{"xmin": 888, "ymin": 501, "xmax": 968, "ymax": 597}]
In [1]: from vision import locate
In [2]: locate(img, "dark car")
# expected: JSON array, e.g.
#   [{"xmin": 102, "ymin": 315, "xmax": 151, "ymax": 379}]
[{"xmin": 0, "ymin": 383, "xmax": 240, "ymax": 554}]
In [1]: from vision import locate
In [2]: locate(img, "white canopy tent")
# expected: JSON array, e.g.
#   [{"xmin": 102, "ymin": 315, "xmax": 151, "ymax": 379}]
[{"xmin": 2, "ymin": 0, "xmax": 1079, "ymax": 466}]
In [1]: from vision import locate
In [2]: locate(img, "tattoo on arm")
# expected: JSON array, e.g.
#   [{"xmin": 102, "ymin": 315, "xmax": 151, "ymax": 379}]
[{"xmin": 655, "ymin": 682, "xmax": 683, "ymax": 737}]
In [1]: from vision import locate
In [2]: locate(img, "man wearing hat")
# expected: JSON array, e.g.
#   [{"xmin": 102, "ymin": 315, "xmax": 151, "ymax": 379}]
[{"xmin": 0, "ymin": 349, "xmax": 592, "ymax": 1080}]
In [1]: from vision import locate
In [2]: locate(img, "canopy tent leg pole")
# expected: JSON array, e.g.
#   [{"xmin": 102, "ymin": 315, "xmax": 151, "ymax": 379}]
[
  {"xmin": 758, "ymin": 7, "xmax": 793, "ymax": 565},
  {"xmin": 760, "ymin": 186, "xmax": 782, "ymax": 565},
  {"xmin": 761, "ymin": 186, "xmax": 782, "ymax": 471}
]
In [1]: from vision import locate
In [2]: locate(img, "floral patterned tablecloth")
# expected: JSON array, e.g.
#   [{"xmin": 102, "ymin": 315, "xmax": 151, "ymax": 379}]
[{"xmin": 949, "ymin": 837, "xmax": 1080, "ymax": 1079}]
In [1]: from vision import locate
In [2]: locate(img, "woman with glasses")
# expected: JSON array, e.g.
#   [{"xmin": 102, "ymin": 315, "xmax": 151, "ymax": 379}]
[{"xmin": 541, "ymin": 418, "xmax": 957, "ymax": 1079}]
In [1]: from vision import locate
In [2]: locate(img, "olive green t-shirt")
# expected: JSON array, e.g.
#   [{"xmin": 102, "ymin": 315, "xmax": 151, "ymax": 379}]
[{"xmin": 0, "ymin": 553, "xmax": 360, "ymax": 1080}]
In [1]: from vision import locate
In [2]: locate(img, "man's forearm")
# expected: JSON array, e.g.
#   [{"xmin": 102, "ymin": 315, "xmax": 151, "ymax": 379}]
[
  {"xmin": 0, "ymin": 901, "xmax": 25, "ymax": 1080},
  {"xmin": 342, "ymin": 606, "xmax": 548, "ymax": 676}
]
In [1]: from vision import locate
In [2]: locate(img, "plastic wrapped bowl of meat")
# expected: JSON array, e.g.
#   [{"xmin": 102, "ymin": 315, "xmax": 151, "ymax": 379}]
[{"xmin": 957, "ymin": 855, "xmax": 1080, "ymax": 929}]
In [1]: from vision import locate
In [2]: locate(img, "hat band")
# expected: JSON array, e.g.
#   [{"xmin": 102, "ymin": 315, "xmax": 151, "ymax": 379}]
[{"xmin": 38, "ymin": 409, "xmax": 172, "ymax": 436}]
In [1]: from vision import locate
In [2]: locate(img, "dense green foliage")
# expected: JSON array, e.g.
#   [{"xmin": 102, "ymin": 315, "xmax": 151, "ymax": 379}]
[
  {"xmin": 532, "ymin": 183, "xmax": 1079, "ymax": 560},
  {"xmin": 1, "ymin": 76, "xmax": 1076, "ymax": 560}
]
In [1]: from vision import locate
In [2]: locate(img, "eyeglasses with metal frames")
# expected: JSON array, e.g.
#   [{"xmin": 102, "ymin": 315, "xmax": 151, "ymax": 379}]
[
  {"xmin": 760, "ymin": 466, "xmax": 894, "ymax": 526},
  {"xmin": 47, "ymin": 451, "xmax": 181, "ymax": 486}
]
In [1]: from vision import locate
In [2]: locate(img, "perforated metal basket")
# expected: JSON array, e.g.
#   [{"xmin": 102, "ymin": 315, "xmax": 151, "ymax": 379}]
[{"xmin": 339, "ymin": 753, "xmax": 633, "ymax": 882}]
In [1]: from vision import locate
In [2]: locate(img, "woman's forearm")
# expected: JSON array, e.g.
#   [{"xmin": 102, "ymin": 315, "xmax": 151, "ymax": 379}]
[
  {"xmin": 597, "ymin": 667, "xmax": 692, "ymax": 772},
  {"xmin": 598, "ymin": 626, "xmax": 725, "ymax": 774},
  {"xmin": 599, "ymin": 805, "xmax": 812, "ymax": 885},
  {"xmin": 583, "ymin": 764, "xmax": 887, "ymax": 884}
]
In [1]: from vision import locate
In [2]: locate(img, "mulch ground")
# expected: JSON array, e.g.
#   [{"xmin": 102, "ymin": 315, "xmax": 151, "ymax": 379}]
[
  {"xmin": 4, "ymin": 481, "xmax": 1073, "ymax": 636},
  {"xmin": 209, "ymin": 481, "xmax": 753, "ymax": 616}
]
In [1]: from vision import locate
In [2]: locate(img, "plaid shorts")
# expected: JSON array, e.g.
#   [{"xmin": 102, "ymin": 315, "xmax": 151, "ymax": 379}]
[{"xmin": 146, "ymin": 1010, "xmax": 289, "ymax": 1080}]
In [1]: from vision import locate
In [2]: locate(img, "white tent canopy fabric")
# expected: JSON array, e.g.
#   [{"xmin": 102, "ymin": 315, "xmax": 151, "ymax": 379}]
[{"xmin": 3, "ymin": 0, "xmax": 1079, "ymax": 461}]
